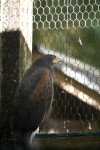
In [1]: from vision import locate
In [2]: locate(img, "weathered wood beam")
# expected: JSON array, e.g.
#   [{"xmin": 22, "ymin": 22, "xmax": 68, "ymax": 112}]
[
  {"xmin": 54, "ymin": 69, "xmax": 100, "ymax": 111},
  {"xmin": 0, "ymin": 0, "xmax": 33, "ymax": 142}
]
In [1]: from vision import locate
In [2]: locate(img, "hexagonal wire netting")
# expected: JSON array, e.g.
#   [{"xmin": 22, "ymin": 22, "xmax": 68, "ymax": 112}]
[{"xmin": 33, "ymin": 0, "xmax": 100, "ymax": 134}]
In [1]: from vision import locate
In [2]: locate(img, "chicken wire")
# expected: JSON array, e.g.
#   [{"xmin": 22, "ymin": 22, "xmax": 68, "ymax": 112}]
[
  {"xmin": 33, "ymin": 0, "xmax": 100, "ymax": 134},
  {"xmin": 33, "ymin": 0, "xmax": 100, "ymax": 29}
]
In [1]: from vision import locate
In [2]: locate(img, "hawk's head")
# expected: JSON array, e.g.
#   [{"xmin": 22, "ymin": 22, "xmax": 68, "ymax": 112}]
[{"xmin": 34, "ymin": 54, "xmax": 59, "ymax": 68}]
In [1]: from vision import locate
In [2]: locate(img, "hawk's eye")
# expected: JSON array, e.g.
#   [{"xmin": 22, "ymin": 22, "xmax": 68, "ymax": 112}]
[
  {"xmin": 49, "ymin": 56, "xmax": 56, "ymax": 61},
  {"xmin": 50, "ymin": 58, "xmax": 54, "ymax": 61}
]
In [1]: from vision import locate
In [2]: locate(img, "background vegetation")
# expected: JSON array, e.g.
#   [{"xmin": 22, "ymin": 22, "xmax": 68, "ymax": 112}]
[{"xmin": 33, "ymin": 0, "xmax": 100, "ymax": 68}]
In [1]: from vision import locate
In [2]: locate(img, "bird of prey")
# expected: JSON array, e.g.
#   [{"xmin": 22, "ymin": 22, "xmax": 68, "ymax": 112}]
[{"xmin": 12, "ymin": 54, "xmax": 59, "ymax": 147}]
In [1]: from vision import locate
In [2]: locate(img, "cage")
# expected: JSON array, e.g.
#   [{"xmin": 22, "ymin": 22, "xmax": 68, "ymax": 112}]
[
  {"xmin": 33, "ymin": 0, "xmax": 100, "ymax": 132},
  {"xmin": 0, "ymin": 0, "xmax": 100, "ymax": 149},
  {"xmin": 32, "ymin": 0, "xmax": 100, "ymax": 148}
]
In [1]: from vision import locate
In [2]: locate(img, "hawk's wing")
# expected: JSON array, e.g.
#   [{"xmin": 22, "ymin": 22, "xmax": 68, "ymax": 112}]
[{"xmin": 12, "ymin": 67, "xmax": 54, "ymax": 132}]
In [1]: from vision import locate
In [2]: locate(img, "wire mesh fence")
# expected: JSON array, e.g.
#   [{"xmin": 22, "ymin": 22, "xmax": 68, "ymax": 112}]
[{"xmin": 33, "ymin": 0, "xmax": 100, "ymax": 134}]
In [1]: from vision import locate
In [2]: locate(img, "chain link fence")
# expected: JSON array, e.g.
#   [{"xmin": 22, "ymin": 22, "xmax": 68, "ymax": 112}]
[{"xmin": 33, "ymin": 0, "xmax": 100, "ymax": 134}]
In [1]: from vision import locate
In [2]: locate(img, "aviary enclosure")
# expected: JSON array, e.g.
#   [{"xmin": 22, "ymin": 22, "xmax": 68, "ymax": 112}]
[
  {"xmin": 0, "ymin": 0, "xmax": 100, "ymax": 149},
  {"xmin": 33, "ymin": 0, "xmax": 100, "ymax": 133}
]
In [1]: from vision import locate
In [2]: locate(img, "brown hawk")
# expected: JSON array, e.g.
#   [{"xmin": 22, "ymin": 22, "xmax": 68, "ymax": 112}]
[{"xmin": 12, "ymin": 54, "xmax": 59, "ymax": 147}]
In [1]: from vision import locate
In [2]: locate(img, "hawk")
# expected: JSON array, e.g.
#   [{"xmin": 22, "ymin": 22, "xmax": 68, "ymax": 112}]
[{"xmin": 12, "ymin": 54, "xmax": 59, "ymax": 147}]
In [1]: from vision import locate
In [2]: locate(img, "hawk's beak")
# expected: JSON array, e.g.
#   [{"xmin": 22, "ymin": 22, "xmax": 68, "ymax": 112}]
[{"xmin": 53, "ymin": 57, "xmax": 59, "ymax": 64}]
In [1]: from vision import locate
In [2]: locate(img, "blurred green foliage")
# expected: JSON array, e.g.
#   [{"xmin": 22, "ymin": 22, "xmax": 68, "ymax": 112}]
[{"xmin": 33, "ymin": 0, "xmax": 100, "ymax": 68}]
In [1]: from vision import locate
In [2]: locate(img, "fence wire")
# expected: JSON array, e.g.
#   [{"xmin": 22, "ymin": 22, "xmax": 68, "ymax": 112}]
[
  {"xmin": 33, "ymin": 0, "xmax": 100, "ymax": 134},
  {"xmin": 33, "ymin": 0, "xmax": 100, "ymax": 29}
]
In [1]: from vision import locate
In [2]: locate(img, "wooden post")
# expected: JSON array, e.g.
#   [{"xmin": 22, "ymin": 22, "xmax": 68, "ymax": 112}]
[
  {"xmin": 19, "ymin": 0, "xmax": 33, "ymax": 79},
  {"xmin": 0, "ymin": 0, "xmax": 33, "ymax": 143}
]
